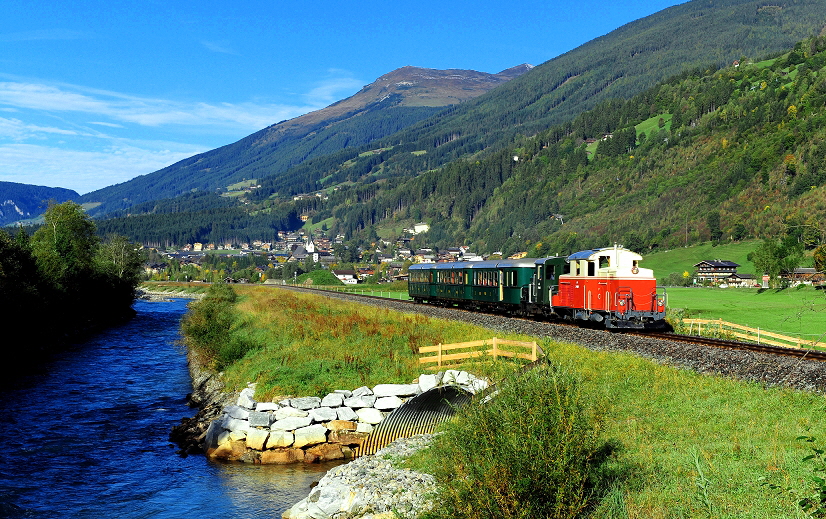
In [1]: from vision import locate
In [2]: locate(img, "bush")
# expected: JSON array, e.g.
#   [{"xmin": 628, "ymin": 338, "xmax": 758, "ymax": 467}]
[
  {"xmin": 422, "ymin": 364, "xmax": 617, "ymax": 519},
  {"xmin": 180, "ymin": 282, "xmax": 247, "ymax": 369}
]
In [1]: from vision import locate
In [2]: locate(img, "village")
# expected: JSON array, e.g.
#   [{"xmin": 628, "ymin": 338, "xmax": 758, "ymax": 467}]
[{"xmin": 143, "ymin": 223, "xmax": 824, "ymax": 288}]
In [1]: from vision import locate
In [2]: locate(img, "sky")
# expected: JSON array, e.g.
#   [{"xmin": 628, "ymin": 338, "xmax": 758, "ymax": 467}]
[{"xmin": 0, "ymin": 0, "xmax": 686, "ymax": 195}]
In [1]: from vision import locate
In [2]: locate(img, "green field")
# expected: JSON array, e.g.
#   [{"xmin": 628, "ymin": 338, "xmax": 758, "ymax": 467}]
[{"xmin": 666, "ymin": 286, "xmax": 826, "ymax": 339}]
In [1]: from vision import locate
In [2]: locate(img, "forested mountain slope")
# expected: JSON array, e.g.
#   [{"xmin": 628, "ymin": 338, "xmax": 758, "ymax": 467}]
[
  {"xmin": 98, "ymin": 34, "xmax": 826, "ymax": 257},
  {"xmin": 247, "ymin": 0, "xmax": 826, "ymax": 200},
  {"xmin": 78, "ymin": 65, "xmax": 531, "ymax": 215},
  {"xmin": 323, "ymin": 36, "xmax": 826, "ymax": 258},
  {"xmin": 0, "ymin": 181, "xmax": 78, "ymax": 226}
]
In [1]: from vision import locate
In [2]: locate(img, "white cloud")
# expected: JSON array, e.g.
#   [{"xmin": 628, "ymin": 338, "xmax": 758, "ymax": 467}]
[
  {"xmin": 0, "ymin": 70, "xmax": 368, "ymax": 194},
  {"xmin": 0, "ymin": 80, "xmax": 346, "ymax": 131},
  {"xmin": 0, "ymin": 117, "xmax": 83, "ymax": 140},
  {"xmin": 201, "ymin": 40, "xmax": 239, "ymax": 55},
  {"xmin": 0, "ymin": 142, "xmax": 206, "ymax": 194},
  {"xmin": 89, "ymin": 121, "xmax": 126, "ymax": 128},
  {"xmin": 304, "ymin": 72, "xmax": 365, "ymax": 106}
]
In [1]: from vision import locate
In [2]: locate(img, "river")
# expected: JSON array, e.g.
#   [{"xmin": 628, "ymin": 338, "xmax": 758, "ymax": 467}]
[{"xmin": 0, "ymin": 299, "xmax": 334, "ymax": 518}]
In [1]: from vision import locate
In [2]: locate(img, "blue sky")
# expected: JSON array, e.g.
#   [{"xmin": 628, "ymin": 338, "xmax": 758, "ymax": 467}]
[{"xmin": 0, "ymin": 0, "xmax": 685, "ymax": 195}]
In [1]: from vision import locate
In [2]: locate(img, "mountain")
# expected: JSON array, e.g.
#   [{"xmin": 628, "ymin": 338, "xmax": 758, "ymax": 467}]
[
  {"xmin": 78, "ymin": 65, "xmax": 531, "ymax": 215},
  {"xmin": 245, "ymin": 0, "xmax": 826, "ymax": 201},
  {"xmin": 92, "ymin": 0, "xmax": 826, "ymax": 254},
  {"xmin": 0, "ymin": 181, "xmax": 78, "ymax": 226}
]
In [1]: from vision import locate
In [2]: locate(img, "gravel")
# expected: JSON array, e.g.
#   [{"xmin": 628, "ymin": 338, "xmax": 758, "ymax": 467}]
[{"xmin": 287, "ymin": 287, "xmax": 826, "ymax": 393}]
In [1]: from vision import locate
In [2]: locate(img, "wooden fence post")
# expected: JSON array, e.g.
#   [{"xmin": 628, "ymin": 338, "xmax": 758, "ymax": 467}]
[
  {"xmin": 531, "ymin": 341, "xmax": 537, "ymax": 361},
  {"xmin": 437, "ymin": 343, "xmax": 442, "ymax": 368},
  {"xmin": 492, "ymin": 337, "xmax": 498, "ymax": 361}
]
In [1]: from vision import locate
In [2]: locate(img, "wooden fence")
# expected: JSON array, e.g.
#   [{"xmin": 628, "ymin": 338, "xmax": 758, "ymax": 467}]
[
  {"xmin": 682, "ymin": 318, "xmax": 823, "ymax": 350},
  {"xmin": 419, "ymin": 338, "xmax": 542, "ymax": 370}
]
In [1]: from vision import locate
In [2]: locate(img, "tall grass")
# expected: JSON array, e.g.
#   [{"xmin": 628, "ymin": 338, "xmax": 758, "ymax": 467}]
[
  {"xmin": 421, "ymin": 364, "xmax": 621, "ymax": 519},
  {"xmin": 199, "ymin": 286, "xmax": 532, "ymax": 398}
]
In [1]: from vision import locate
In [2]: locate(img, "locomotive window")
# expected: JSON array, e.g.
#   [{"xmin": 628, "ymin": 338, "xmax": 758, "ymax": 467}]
[
  {"xmin": 599, "ymin": 256, "xmax": 610, "ymax": 269},
  {"xmin": 545, "ymin": 266, "xmax": 555, "ymax": 280},
  {"xmin": 588, "ymin": 261, "xmax": 596, "ymax": 276}
]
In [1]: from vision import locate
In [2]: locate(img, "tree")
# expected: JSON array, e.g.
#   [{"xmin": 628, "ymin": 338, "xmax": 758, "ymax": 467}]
[
  {"xmin": 747, "ymin": 236, "xmax": 804, "ymax": 287},
  {"xmin": 31, "ymin": 201, "xmax": 99, "ymax": 295},
  {"xmin": 707, "ymin": 211, "xmax": 723, "ymax": 242},
  {"xmin": 814, "ymin": 244, "xmax": 826, "ymax": 273}
]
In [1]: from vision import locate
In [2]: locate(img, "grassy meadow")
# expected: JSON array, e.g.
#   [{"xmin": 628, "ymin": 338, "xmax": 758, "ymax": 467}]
[
  {"xmin": 666, "ymin": 286, "xmax": 826, "ymax": 339},
  {"xmin": 173, "ymin": 282, "xmax": 826, "ymax": 518}
]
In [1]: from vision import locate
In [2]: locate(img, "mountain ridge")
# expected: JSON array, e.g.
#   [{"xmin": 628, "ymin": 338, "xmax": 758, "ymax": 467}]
[
  {"xmin": 0, "ymin": 181, "xmax": 79, "ymax": 227},
  {"xmin": 78, "ymin": 64, "xmax": 532, "ymax": 215}
]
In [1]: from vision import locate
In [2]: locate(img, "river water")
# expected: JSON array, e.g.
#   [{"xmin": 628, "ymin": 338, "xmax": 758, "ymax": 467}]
[{"xmin": 0, "ymin": 299, "xmax": 335, "ymax": 518}]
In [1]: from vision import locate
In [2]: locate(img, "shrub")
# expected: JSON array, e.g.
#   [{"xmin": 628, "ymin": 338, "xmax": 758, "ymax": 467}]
[
  {"xmin": 422, "ymin": 363, "xmax": 617, "ymax": 519},
  {"xmin": 180, "ymin": 282, "xmax": 247, "ymax": 369}
]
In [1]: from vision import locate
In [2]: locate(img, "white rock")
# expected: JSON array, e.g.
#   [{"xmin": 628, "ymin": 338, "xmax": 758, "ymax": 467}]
[
  {"xmin": 290, "ymin": 396, "xmax": 322, "ymax": 410},
  {"xmin": 309, "ymin": 407, "xmax": 338, "ymax": 422},
  {"xmin": 293, "ymin": 424, "xmax": 328, "ymax": 448},
  {"xmin": 455, "ymin": 371, "xmax": 471, "ymax": 385},
  {"xmin": 343, "ymin": 395, "xmax": 376, "ymax": 409},
  {"xmin": 355, "ymin": 422, "xmax": 374, "ymax": 433},
  {"xmin": 203, "ymin": 419, "xmax": 223, "ymax": 449},
  {"xmin": 224, "ymin": 405, "xmax": 250, "ymax": 420},
  {"xmin": 417, "ymin": 373, "xmax": 439, "ymax": 393},
  {"xmin": 351, "ymin": 386, "xmax": 373, "ymax": 397},
  {"xmin": 336, "ymin": 406, "xmax": 358, "ymax": 421},
  {"xmin": 217, "ymin": 430, "xmax": 231, "ymax": 446},
  {"xmin": 271, "ymin": 416, "xmax": 313, "ymax": 431},
  {"xmin": 333, "ymin": 389, "xmax": 353, "ymax": 397},
  {"xmin": 372, "ymin": 383, "xmax": 420, "ymax": 397},
  {"xmin": 320, "ymin": 392, "xmax": 345, "ymax": 407},
  {"xmin": 237, "ymin": 387, "xmax": 256, "ymax": 409},
  {"xmin": 374, "ymin": 396, "xmax": 404, "ymax": 410},
  {"xmin": 255, "ymin": 402, "xmax": 280, "ymax": 412},
  {"xmin": 246, "ymin": 428, "xmax": 269, "ymax": 450},
  {"xmin": 266, "ymin": 430, "xmax": 294, "ymax": 449},
  {"xmin": 228, "ymin": 429, "xmax": 247, "ymax": 441},
  {"xmin": 441, "ymin": 369, "xmax": 461, "ymax": 385},
  {"xmin": 356, "ymin": 407, "xmax": 384, "ymax": 424},
  {"xmin": 467, "ymin": 377, "xmax": 490, "ymax": 394},
  {"xmin": 223, "ymin": 417, "xmax": 251, "ymax": 434},
  {"xmin": 275, "ymin": 407, "xmax": 309, "ymax": 420}
]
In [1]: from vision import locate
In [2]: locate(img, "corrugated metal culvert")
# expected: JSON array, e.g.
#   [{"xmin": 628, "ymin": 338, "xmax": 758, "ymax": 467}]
[{"xmin": 354, "ymin": 385, "xmax": 473, "ymax": 458}]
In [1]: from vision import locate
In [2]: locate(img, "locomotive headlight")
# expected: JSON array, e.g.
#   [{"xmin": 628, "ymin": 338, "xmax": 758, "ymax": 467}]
[{"xmin": 619, "ymin": 300, "xmax": 626, "ymax": 306}]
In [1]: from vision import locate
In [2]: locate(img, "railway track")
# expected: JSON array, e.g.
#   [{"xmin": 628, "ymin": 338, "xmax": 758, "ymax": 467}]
[
  {"xmin": 285, "ymin": 285, "xmax": 826, "ymax": 365},
  {"xmin": 633, "ymin": 331, "xmax": 826, "ymax": 362}
]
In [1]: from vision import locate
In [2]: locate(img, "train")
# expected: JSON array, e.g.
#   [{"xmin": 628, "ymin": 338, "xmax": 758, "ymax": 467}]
[{"xmin": 408, "ymin": 245, "xmax": 667, "ymax": 329}]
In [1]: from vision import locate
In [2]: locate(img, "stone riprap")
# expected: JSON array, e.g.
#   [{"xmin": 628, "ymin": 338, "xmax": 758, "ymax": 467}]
[
  {"xmin": 282, "ymin": 434, "xmax": 436, "ymax": 519},
  {"xmin": 203, "ymin": 370, "xmax": 487, "ymax": 464}
]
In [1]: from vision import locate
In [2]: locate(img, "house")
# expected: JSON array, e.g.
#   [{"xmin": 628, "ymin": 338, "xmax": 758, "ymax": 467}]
[
  {"xmin": 782, "ymin": 267, "xmax": 822, "ymax": 286},
  {"xmin": 725, "ymin": 273, "xmax": 756, "ymax": 287},
  {"xmin": 333, "ymin": 269, "xmax": 359, "ymax": 284},
  {"xmin": 693, "ymin": 260, "xmax": 740, "ymax": 284}
]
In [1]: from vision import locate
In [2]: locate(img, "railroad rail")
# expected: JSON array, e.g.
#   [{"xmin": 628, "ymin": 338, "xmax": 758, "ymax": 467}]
[
  {"xmin": 281, "ymin": 285, "xmax": 826, "ymax": 363},
  {"xmin": 632, "ymin": 331, "xmax": 826, "ymax": 362}
]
